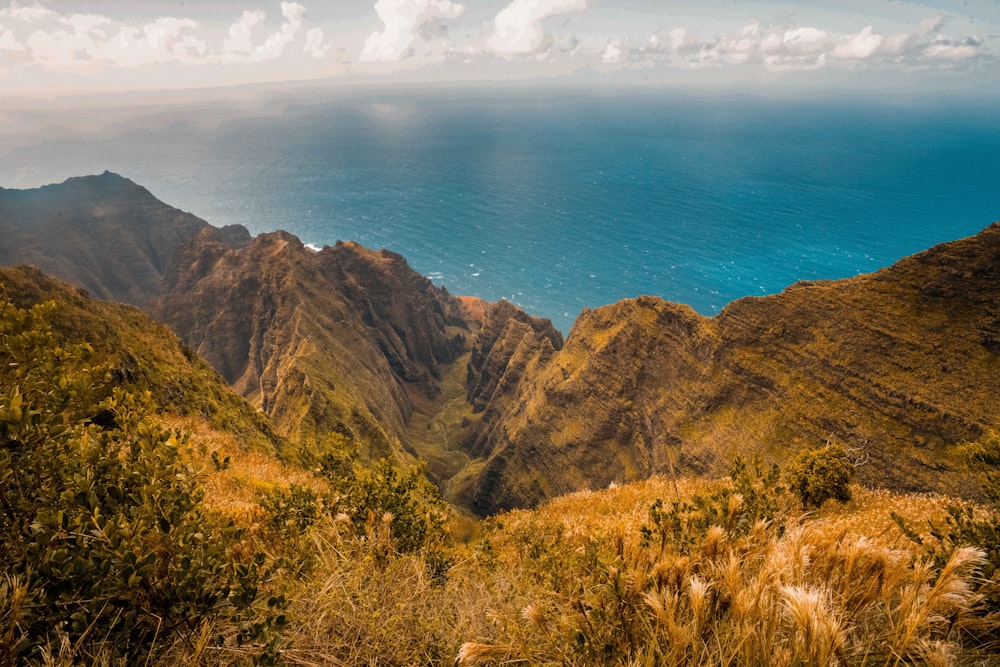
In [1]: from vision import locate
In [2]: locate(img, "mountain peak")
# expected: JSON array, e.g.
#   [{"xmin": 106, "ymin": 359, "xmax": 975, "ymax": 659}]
[{"xmin": 0, "ymin": 173, "xmax": 211, "ymax": 305}]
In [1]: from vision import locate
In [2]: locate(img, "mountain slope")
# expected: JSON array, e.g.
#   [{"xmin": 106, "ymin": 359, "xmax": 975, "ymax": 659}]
[
  {"xmin": 152, "ymin": 227, "xmax": 474, "ymax": 461},
  {"xmin": 0, "ymin": 264, "xmax": 284, "ymax": 454},
  {"xmin": 4, "ymin": 174, "xmax": 998, "ymax": 516},
  {"xmin": 464, "ymin": 223, "xmax": 1000, "ymax": 513},
  {"xmin": 0, "ymin": 172, "xmax": 212, "ymax": 306}
]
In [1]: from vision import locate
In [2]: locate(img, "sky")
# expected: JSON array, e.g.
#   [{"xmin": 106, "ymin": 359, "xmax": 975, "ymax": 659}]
[{"xmin": 0, "ymin": 0, "xmax": 998, "ymax": 95}]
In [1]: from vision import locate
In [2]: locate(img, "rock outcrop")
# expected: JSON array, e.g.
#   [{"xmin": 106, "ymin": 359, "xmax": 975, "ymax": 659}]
[
  {"xmin": 153, "ymin": 229, "xmax": 471, "ymax": 458},
  {"xmin": 465, "ymin": 223, "xmax": 1000, "ymax": 513},
  {"xmin": 460, "ymin": 300, "xmax": 563, "ymax": 459},
  {"xmin": 0, "ymin": 172, "xmax": 210, "ymax": 305}
]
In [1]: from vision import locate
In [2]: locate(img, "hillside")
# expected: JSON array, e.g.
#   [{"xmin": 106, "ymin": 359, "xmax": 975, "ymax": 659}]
[
  {"xmin": 2, "ymin": 179, "xmax": 1000, "ymax": 665},
  {"xmin": 2, "ymin": 174, "xmax": 999, "ymax": 516},
  {"xmin": 463, "ymin": 222, "xmax": 1000, "ymax": 513},
  {"xmin": 152, "ymin": 226, "xmax": 476, "ymax": 465},
  {"xmin": 0, "ymin": 172, "xmax": 211, "ymax": 305},
  {"xmin": 0, "ymin": 264, "xmax": 284, "ymax": 454}
]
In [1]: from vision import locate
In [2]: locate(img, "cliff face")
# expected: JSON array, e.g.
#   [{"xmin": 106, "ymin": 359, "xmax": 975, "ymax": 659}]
[
  {"xmin": 0, "ymin": 172, "xmax": 210, "ymax": 305},
  {"xmin": 153, "ymin": 229, "xmax": 471, "ymax": 459},
  {"xmin": 465, "ymin": 223, "xmax": 1000, "ymax": 514},
  {"xmin": 460, "ymin": 300, "xmax": 564, "ymax": 460}
]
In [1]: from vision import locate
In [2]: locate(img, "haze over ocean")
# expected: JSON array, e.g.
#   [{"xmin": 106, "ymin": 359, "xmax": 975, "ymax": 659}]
[{"xmin": 4, "ymin": 90, "xmax": 1000, "ymax": 333}]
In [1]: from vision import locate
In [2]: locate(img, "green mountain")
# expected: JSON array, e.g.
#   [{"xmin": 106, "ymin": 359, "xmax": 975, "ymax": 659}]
[
  {"xmin": 463, "ymin": 222, "xmax": 1000, "ymax": 512},
  {"xmin": 2, "ymin": 174, "xmax": 999, "ymax": 665},
  {"xmin": 2, "ymin": 174, "xmax": 999, "ymax": 516},
  {"xmin": 0, "ymin": 264, "xmax": 283, "ymax": 454},
  {"xmin": 152, "ymin": 226, "xmax": 475, "ymax": 464},
  {"xmin": 0, "ymin": 172, "xmax": 210, "ymax": 306}
]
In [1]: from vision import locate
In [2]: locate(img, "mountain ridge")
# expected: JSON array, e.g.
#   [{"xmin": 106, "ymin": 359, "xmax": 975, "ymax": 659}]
[
  {"xmin": 0, "ymin": 171, "xmax": 215, "ymax": 306},
  {"xmin": 464, "ymin": 222, "xmax": 1000, "ymax": 512},
  {"xmin": 2, "ymin": 173, "xmax": 998, "ymax": 515},
  {"xmin": 153, "ymin": 224, "xmax": 475, "ymax": 463}
]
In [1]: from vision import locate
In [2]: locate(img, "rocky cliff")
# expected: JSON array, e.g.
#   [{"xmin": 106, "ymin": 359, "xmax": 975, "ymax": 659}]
[
  {"xmin": 464, "ymin": 223, "xmax": 1000, "ymax": 513},
  {"xmin": 460, "ymin": 300, "xmax": 564, "ymax": 460},
  {"xmin": 153, "ymin": 228, "xmax": 471, "ymax": 459},
  {"xmin": 0, "ymin": 172, "xmax": 210, "ymax": 305}
]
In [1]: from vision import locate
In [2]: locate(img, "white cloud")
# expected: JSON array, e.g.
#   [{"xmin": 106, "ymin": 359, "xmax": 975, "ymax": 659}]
[
  {"xmin": 360, "ymin": 0, "xmax": 465, "ymax": 62},
  {"xmin": 883, "ymin": 15, "xmax": 944, "ymax": 56},
  {"xmin": 25, "ymin": 28, "xmax": 84, "ymax": 65},
  {"xmin": 601, "ymin": 39, "xmax": 622, "ymax": 64},
  {"xmin": 224, "ymin": 10, "xmax": 266, "ymax": 55},
  {"xmin": 144, "ymin": 18, "xmax": 203, "ymax": 56},
  {"xmin": 923, "ymin": 36, "xmax": 983, "ymax": 61},
  {"xmin": 0, "ymin": 2, "xmax": 52, "ymax": 22},
  {"xmin": 0, "ymin": 23, "xmax": 24, "ymax": 51},
  {"xmin": 487, "ymin": 0, "xmax": 588, "ymax": 57},
  {"xmin": 831, "ymin": 26, "xmax": 883, "ymax": 60},
  {"xmin": 604, "ymin": 14, "xmax": 985, "ymax": 74},
  {"xmin": 781, "ymin": 27, "xmax": 828, "ymax": 53},
  {"xmin": 303, "ymin": 27, "xmax": 331, "ymax": 58},
  {"xmin": 0, "ymin": 1, "xmax": 331, "ymax": 73},
  {"xmin": 250, "ymin": 1, "xmax": 305, "ymax": 61}
]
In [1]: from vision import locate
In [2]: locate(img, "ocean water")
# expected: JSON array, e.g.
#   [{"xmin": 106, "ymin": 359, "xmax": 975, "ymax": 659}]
[{"xmin": 4, "ymin": 90, "xmax": 1000, "ymax": 333}]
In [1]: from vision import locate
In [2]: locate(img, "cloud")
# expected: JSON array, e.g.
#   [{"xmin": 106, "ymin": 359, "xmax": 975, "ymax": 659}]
[
  {"xmin": 0, "ymin": 2, "xmax": 53, "ymax": 22},
  {"xmin": 923, "ymin": 36, "xmax": 984, "ymax": 61},
  {"xmin": 825, "ymin": 16, "xmax": 986, "ymax": 65},
  {"xmin": 223, "ymin": 10, "xmax": 266, "ymax": 55},
  {"xmin": 831, "ymin": 26, "xmax": 883, "ymax": 60},
  {"xmin": 144, "ymin": 18, "xmax": 205, "ymax": 58},
  {"xmin": 601, "ymin": 39, "xmax": 622, "ymax": 64},
  {"xmin": 247, "ymin": 1, "xmax": 305, "ymax": 61},
  {"xmin": 487, "ymin": 0, "xmax": 588, "ymax": 57},
  {"xmin": 360, "ymin": 0, "xmax": 465, "ymax": 62},
  {"xmin": 0, "ymin": 1, "xmax": 332, "ymax": 73},
  {"xmin": 603, "ymin": 14, "xmax": 985, "ymax": 73},
  {"xmin": 303, "ymin": 27, "xmax": 331, "ymax": 58},
  {"xmin": 0, "ymin": 24, "xmax": 24, "ymax": 51}
]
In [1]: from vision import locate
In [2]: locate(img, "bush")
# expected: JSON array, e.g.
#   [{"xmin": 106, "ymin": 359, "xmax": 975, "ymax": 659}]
[
  {"xmin": 787, "ymin": 444, "xmax": 854, "ymax": 508},
  {"xmin": 0, "ymin": 296, "xmax": 281, "ymax": 664},
  {"xmin": 640, "ymin": 455, "xmax": 786, "ymax": 554}
]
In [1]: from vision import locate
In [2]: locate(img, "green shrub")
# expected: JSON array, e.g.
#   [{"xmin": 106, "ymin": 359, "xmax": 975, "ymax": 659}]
[
  {"xmin": 0, "ymin": 296, "xmax": 282, "ymax": 664},
  {"xmin": 260, "ymin": 483, "xmax": 325, "ymax": 535},
  {"xmin": 787, "ymin": 444, "xmax": 854, "ymax": 508},
  {"xmin": 640, "ymin": 455, "xmax": 786, "ymax": 554}
]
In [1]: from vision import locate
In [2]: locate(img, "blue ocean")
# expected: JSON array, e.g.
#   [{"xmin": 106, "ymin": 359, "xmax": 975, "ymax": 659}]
[{"xmin": 5, "ymin": 89, "xmax": 1000, "ymax": 333}]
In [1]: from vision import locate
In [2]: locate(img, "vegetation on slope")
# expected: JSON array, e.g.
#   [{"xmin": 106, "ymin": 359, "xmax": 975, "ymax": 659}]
[
  {"xmin": 273, "ymin": 463, "xmax": 998, "ymax": 666},
  {"xmin": 2, "ymin": 266, "xmax": 998, "ymax": 665},
  {"xmin": 153, "ymin": 229, "xmax": 473, "ymax": 468},
  {"xmin": 0, "ymin": 278, "xmax": 286, "ymax": 664},
  {"xmin": 465, "ymin": 223, "xmax": 1000, "ymax": 513},
  {"xmin": 3, "ymin": 233, "xmax": 1000, "ymax": 664}
]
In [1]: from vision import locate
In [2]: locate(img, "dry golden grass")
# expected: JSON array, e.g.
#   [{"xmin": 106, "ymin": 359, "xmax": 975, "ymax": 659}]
[
  {"xmin": 504, "ymin": 475, "xmax": 729, "ymax": 540},
  {"xmin": 63, "ymin": 434, "xmax": 986, "ymax": 667},
  {"xmin": 162, "ymin": 415, "xmax": 328, "ymax": 523},
  {"xmin": 445, "ymin": 477, "xmax": 995, "ymax": 667}
]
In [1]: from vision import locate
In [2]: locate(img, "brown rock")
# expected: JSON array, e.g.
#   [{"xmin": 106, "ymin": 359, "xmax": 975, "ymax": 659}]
[{"xmin": 153, "ymin": 229, "xmax": 472, "ymax": 458}]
